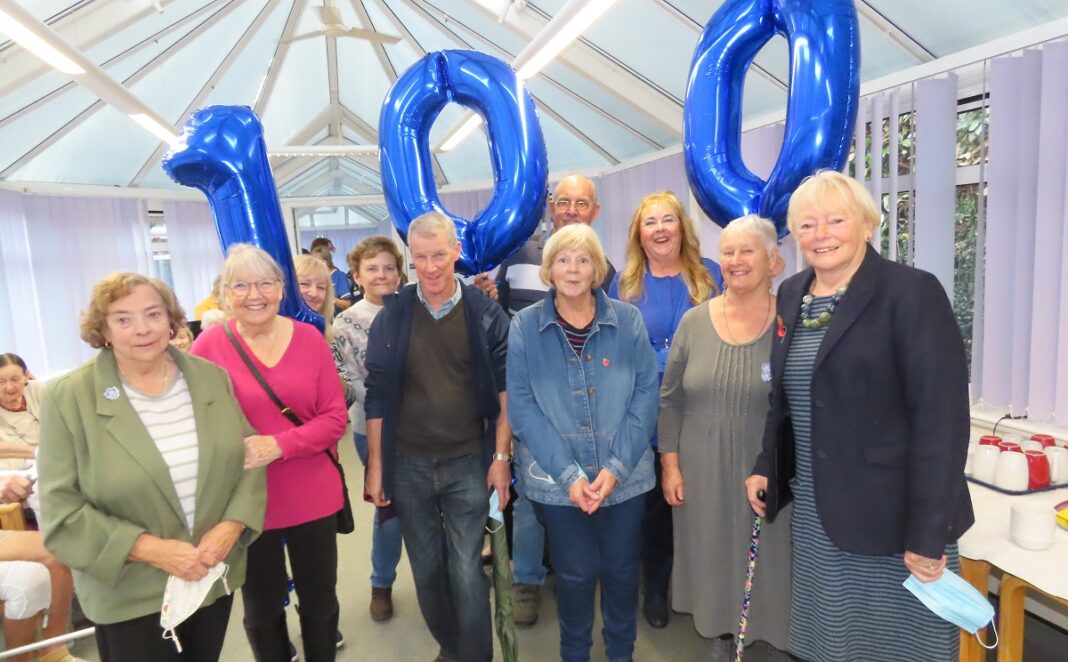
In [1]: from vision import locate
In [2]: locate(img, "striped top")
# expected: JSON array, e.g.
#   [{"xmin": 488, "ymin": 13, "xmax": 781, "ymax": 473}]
[
  {"xmin": 124, "ymin": 372, "xmax": 199, "ymax": 532},
  {"xmin": 556, "ymin": 313, "xmax": 592, "ymax": 355}
]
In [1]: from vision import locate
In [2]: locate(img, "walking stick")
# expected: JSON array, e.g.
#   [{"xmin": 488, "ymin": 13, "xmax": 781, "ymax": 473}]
[{"xmin": 736, "ymin": 490, "xmax": 766, "ymax": 662}]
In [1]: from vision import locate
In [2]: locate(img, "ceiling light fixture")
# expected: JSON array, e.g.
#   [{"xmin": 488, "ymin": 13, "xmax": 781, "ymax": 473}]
[
  {"xmin": 0, "ymin": 0, "xmax": 180, "ymax": 148},
  {"xmin": 436, "ymin": 0, "xmax": 619, "ymax": 152},
  {"xmin": 0, "ymin": 6, "xmax": 84, "ymax": 74}
]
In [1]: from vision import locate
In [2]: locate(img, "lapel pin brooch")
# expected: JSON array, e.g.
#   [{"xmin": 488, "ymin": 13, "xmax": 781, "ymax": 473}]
[{"xmin": 103, "ymin": 386, "xmax": 120, "ymax": 401}]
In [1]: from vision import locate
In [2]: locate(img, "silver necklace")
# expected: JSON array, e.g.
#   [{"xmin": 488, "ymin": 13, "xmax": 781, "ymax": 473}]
[{"xmin": 722, "ymin": 293, "xmax": 773, "ymax": 345}]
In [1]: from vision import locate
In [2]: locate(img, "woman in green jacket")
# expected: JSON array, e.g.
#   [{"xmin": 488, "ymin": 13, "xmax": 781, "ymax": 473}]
[{"xmin": 37, "ymin": 272, "xmax": 266, "ymax": 662}]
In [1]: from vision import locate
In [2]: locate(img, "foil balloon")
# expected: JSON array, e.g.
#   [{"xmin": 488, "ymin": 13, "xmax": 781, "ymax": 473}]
[
  {"xmin": 379, "ymin": 50, "xmax": 548, "ymax": 275},
  {"xmin": 162, "ymin": 106, "xmax": 323, "ymax": 332},
  {"xmin": 684, "ymin": 0, "xmax": 861, "ymax": 237}
]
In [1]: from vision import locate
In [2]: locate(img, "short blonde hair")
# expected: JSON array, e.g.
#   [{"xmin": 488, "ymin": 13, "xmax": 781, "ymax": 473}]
[
  {"xmin": 721, "ymin": 215, "xmax": 779, "ymax": 258},
  {"xmin": 787, "ymin": 170, "xmax": 880, "ymax": 236},
  {"xmin": 295, "ymin": 254, "xmax": 335, "ymax": 341},
  {"xmin": 408, "ymin": 211, "xmax": 458, "ymax": 246},
  {"xmin": 80, "ymin": 272, "xmax": 187, "ymax": 349},
  {"xmin": 540, "ymin": 224, "xmax": 609, "ymax": 290}
]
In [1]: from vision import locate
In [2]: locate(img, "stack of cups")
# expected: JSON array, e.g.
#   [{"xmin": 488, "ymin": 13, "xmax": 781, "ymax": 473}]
[
  {"xmin": 1009, "ymin": 502, "xmax": 1055, "ymax": 551},
  {"xmin": 966, "ymin": 434, "xmax": 1063, "ymax": 491}
]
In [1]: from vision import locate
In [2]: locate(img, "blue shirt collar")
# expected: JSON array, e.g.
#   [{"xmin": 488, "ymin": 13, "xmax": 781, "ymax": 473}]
[{"xmin": 417, "ymin": 277, "xmax": 463, "ymax": 320}]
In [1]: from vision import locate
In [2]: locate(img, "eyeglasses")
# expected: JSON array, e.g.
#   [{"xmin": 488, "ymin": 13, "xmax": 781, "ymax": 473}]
[
  {"xmin": 553, "ymin": 198, "xmax": 592, "ymax": 212},
  {"xmin": 228, "ymin": 279, "xmax": 279, "ymax": 296}
]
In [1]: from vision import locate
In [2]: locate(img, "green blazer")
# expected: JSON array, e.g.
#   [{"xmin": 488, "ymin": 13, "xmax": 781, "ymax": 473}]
[{"xmin": 37, "ymin": 347, "xmax": 266, "ymax": 624}]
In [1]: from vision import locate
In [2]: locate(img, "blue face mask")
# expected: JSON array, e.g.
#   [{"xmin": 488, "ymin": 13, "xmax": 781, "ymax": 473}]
[
  {"xmin": 903, "ymin": 570, "xmax": 998, "ymax": 649},
  {"xmin": 486, "ymin": 491, "xmax": 505, "ymax": 533}
]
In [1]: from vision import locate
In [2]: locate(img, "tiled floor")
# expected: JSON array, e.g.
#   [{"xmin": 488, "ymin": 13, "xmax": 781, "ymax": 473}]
[{"xmin": 47, "ymin": 443, "xmax": 1068, "ymax": 660}]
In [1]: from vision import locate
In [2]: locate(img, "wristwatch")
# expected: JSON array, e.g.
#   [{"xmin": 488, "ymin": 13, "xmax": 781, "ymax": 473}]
[{"xmin": 492, "ymin": 452, "xmax": 513, "ymax": 462}]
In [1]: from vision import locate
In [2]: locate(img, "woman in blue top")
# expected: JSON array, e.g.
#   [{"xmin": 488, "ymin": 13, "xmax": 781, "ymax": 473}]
[
  {"xmin": 508, "ymin": 224, "xmax": 659, "ymax": 662},
  {"xmin": 608, "ymin": 191, "xmax": 722, "ymax": 628}
]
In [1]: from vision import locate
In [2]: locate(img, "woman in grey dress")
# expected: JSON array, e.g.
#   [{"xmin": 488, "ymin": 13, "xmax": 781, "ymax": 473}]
[{"xmin": 659, "ymin": 215, "xmax": 792, "ymax": 660}]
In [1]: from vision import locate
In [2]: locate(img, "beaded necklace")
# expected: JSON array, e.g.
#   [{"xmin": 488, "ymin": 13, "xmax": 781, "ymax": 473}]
[{"xmin": 799, "ymin": 286, "xmax": 848, "ymax": 330}]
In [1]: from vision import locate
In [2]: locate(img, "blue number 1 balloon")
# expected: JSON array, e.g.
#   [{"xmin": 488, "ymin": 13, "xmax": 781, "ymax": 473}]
[
  {"xmin": 162, "ymin": 106, "xmax": 324, "ymax": 332},
  {"xmin": 379, "ymin": 50, "xmax": 548, "ymax": 275},
  {"xmin": 684, "ymin": 0, "xmax": 861, "ymax": 237}
]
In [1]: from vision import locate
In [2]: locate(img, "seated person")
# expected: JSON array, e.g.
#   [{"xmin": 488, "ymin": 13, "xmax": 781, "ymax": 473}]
[{"xmin": 0, "ymin": 475, "xmax": 84, "ymax": 662}]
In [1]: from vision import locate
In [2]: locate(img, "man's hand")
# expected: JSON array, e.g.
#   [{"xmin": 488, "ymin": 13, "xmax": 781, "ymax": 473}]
[
  {"xmin": 487, "ymin": 460, "xmax": 511, "ymax": 510},
  {"xmin": 0, "ymin": 475, "xmax": 32, "ymax": 504},
  {"xmin": 243, "ymin": 435, "xmax": 283, "ymax": 469},
  {"xmin": 365, "ymin": 460, "xmax": 391, "ymax": 507},
  {"xmin": 473, "ymin": 274, "xmax": 499, "ymax": 301},
  {"xmin": 197, "ymin": 520, "xmax": 245, "ymax": 567}
]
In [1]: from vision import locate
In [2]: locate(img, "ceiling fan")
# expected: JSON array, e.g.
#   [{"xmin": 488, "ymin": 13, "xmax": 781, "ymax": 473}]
[{"xmin": 282, "ymin": 1, "xmax": 401, "ymax": 44}]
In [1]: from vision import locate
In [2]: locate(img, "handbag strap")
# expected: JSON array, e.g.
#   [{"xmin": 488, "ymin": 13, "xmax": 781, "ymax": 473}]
[{"xmin": 223, "ymin": 323, "xmax": 303, "ymax": 427}]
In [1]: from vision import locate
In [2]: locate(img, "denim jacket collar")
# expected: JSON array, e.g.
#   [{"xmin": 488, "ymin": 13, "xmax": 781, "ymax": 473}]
[{"xmin": 537, "ymin": 288, "xmax": 619, "ymax": 333}]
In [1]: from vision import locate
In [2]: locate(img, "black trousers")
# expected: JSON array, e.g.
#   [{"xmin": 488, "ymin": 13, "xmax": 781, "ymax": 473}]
[
  {"xmin": 242, "ymin": 513, "xmax": 339, "ymax": 662},
  {"xmin": 94, "ymin": 593, "xmax": 233, "ymax": 662},
  {"xmin": 641, "ymin": 452, "xmax": 673, "ymax": 597}
]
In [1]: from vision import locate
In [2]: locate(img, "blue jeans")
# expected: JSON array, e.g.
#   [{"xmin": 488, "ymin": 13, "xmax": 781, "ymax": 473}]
[
  {"xmin": 512, "ymin": 489, "xmax": 547, "ymax": 585},
  {"xmin": 354, "ymin": 433, "xmax": 403, "ymax": 588},
  {"xmin": 535, "ymin": 496, "xmax": 645, "ymax": 662},
  {"xmin": 393, "ymin": 453, "xmax": 492, "ymax": 662}
]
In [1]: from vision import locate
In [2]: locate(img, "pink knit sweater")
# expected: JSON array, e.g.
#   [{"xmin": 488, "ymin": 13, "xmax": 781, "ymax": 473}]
[{"xmin": 192, "ymin": 319, "xmax": 348, "ymax": 530}]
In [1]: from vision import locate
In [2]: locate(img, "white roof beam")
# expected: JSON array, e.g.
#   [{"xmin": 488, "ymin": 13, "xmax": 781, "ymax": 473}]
[
  {"xmin": 130, "ymin": 0, "xmax": 285, "ymax": 186},
  {"xmin": 400, "ymin": 0, "xmax": 619, "ymax": 164},
  {"xmin": 0, "ymin": 0, "xmax": 232, "ymax": 130},
  {"xmin": 350, "ymin": 0, "xmax": 398, "ymax": 80},
  {"xmin": 0, "ymin": 0, "xmax": 251, "ymax": 179},
  {"xmin": 0, "ymin": 0, "xmax": 179, "ymax": 97},
  {"xmin": 467, "ymin": 0, "xmax": 681, "ymax": 134},
  {"xmin": 856, "ymin": 1, "xmax": 936, "ymax": 63},
  {"xmin": 409, "ymin": 0, "xmax": 662, "ymax": 149},
  {"xmin": 254, "ymin": 0, "xmax": 307, "ymax": 116},
  {"xmin": 651, "ymin": 0, "xmax": 787, "ymax": 93}
]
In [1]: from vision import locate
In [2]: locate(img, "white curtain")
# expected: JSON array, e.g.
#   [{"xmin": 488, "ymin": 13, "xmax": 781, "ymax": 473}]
[
  {"xmin": 978, "ymin": 44, "xmax": 1068, "ymax": 423},
  {"xmin": 164, "ymin": 200, "xmax": 222, "ymax": 317},
  {"xmin": 0, "ymin": 191, "xmax": 149, "ymax": 377}
]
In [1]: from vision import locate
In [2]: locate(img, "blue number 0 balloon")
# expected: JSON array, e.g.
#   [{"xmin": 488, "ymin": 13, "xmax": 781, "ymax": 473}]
[
  {"xmin": 684, "ymin": 0, "xmax": 860, "ymax": 236},
  {"xmin": 162, "ymin": 106, "xmax": 324, "ymax": 332},
  {"xmin": 379, "ymin": 50, "xmax": 548, "ymax": 275}
]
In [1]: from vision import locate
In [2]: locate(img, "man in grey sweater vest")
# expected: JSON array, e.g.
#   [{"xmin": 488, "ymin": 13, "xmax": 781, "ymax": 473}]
[{"xmin": 365, "ymin": 212, "xmax": 512, "ymax": 662}]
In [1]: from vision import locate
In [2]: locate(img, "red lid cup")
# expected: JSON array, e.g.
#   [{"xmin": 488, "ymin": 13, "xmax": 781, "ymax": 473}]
[
  {"xmin": 998, "ymin": 441, "xmax": 1022, "ymax": 453},
  {"xmin": 979, "ymin": 435, "xmax": 1002, "ymax": 446},
  {"xmin": 1031, "ymin": 434, "xmax": 1056, "ymax": 448}
]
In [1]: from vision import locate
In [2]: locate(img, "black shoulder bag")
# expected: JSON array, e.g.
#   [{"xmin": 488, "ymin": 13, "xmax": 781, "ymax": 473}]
[{"xmin": 224, "ymin": 324, "xmax": 355, "ymax": 534}]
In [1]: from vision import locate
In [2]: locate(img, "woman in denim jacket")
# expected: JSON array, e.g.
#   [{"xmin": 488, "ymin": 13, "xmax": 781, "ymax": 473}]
[{"xmin": 507, "ymin": 224, "xmax": 659, "ymax": 662}]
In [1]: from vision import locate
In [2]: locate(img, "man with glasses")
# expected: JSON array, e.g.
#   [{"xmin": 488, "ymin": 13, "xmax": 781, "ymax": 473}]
[
  {"xmin": 473, "ymin": 174, "xmax": 616, "ymax": 627},
  {"xmin": 365, "ymin": 211, "xmax": 511, "ymax": 662}
]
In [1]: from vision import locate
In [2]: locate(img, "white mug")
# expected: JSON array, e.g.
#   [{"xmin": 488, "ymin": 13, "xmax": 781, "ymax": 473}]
[
  {"xmin": 1044, "ymin": 446, "xmax": 1068, "ymax": 485},
  {"xmin": 993, "ymin": 451, "xmax": 1029, "ymax": 491},
  {"xmin": 971, "ymin": 445, "xmax": 1000, "ymax": 484},
  {"xmin": 1010, "ymin": 502, "xmax": 1055, "ymax": 551},
  {"xmin": 1018, "ymin": 439, "xmax": 1044, "ymax": 453}
]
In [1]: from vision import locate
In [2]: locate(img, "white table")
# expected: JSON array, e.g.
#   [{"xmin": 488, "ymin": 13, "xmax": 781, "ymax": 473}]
[{"xmin": 957, "ymin": 482, "xmax": 1068, "ymax": 662}]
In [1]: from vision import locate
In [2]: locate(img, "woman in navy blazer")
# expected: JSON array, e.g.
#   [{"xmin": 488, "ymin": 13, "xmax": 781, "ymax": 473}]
[{"xmin": 745, "ymin": 171, "xmax": 973, "ymax": 662}]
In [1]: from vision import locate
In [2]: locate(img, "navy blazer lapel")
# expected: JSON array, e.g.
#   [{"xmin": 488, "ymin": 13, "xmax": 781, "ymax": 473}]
[
  {"xmin": 812, "ymin": 245, "xmax": 882, "ymax": 375},
  {"xmin": 94, "ymin": 349, "xmax": 188, "ymax": 530},
  {"xmin": 773, "ymin": 270, "xmax": 812, "ymax": 381}
]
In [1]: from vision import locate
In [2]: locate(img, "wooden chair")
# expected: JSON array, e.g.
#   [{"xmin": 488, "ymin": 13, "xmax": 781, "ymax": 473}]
[{"xmin": 0, "ymin": 502, "xmax": 27, "ymax": 531}]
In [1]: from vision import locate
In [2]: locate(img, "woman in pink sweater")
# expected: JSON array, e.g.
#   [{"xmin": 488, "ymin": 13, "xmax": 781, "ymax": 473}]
[{"xmin": 193, "ymin": 244, "xmax": 347, "ymax": 662}]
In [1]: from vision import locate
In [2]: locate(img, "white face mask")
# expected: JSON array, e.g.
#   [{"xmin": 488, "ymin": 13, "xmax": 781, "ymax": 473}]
[{"xmin": 160, "ymin": 563, "xmax": 230, "ymax": 652}]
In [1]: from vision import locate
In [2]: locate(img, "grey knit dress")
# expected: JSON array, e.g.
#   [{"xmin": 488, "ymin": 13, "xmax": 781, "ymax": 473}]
[{"xmin": 659, "ymin": 301, "xmax": 792, "ymax": 647}]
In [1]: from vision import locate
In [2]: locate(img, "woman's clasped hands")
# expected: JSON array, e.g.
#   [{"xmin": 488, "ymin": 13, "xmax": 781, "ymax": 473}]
[{"xmin": 567, "ymin": 468, "xmax": 618, "ymax": 514}]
